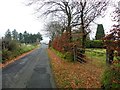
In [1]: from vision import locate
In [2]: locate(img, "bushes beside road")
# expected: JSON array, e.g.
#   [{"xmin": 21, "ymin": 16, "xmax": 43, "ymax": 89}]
[{"xmin": 2, "ymin": 41, "xmax": 37, "ymax": 63}]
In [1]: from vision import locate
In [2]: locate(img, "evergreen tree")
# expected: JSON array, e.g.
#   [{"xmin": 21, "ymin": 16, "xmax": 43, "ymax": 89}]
[
  {"xmin": 12, "ymin": 29, "xmax": 18, "ymax": 40},
  {"xmin": 95, "ymin": 24, "xmax": 105, "ymax": 40},
  {"xmin": 5, "ymin": 29, "xmax": 12, "ymax": 40},
  {"xmin": 18, "ymin": 31, "xmax": 43, "ymax": 44},
  {"xmin": 36, "ymin": 32, "xmax": 43, "ymax": 42},
  {"xmin": 23, "ymin": 31, "xmax": 29, "ymax": 44},
  {"xmin": 18, "ymin": 33, "xmax": 23, "ymax": 42}
]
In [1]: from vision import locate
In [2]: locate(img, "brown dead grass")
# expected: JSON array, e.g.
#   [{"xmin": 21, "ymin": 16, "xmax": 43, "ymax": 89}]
[{"xmin": 48, "ymin": 48, "xmax": 105, "ymax": 88}]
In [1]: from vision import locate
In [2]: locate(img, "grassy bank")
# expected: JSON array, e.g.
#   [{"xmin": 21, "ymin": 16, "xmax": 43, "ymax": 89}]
[
  {"xmin": 2, "ymin": 44, "xmax": 38, "ymax": 63},
  {"xmin": 48, "ymin": 48, "xmax": 105, "ymax": 88},
  {"xmin": 50, "ymin": 47, "xmax": 74, "ymax": 62}
]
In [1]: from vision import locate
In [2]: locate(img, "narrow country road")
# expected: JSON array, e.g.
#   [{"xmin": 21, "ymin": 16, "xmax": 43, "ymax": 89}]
[{"xmin": 2, "ymin": 44, "xmax": 56, "ymax": 88}]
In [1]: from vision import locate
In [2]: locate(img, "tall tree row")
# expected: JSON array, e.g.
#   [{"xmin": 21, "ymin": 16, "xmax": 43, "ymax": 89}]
[{"xmin": 3, "ymin": 29, "xmax": 43, "ymax": 44}]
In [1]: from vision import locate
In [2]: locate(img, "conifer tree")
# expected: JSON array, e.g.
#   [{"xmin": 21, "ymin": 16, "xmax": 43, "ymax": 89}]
[{"xmin": 95, "ymin": 24, "xmax": 105, "ymax": 40}]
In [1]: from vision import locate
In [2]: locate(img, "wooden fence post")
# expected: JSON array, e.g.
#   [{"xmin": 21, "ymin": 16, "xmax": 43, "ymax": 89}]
[{"xmin": 73, "ymin": 44, "xmax": 77, "ymax": 61}]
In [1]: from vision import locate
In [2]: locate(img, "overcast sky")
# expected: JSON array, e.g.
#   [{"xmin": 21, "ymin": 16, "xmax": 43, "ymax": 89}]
[
  {"xmin": 0, "ymin": 0, "xmax": 49, "ymax": 42},
  {"xmin": 0, "ymin": 0, "xmax": 119, "ymax": 42}
]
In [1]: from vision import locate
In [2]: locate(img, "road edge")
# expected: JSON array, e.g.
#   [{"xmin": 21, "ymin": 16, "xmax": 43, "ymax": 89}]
[
  {"xmin": 46, "ymin": 48, "xmax": 57, "ymax": 88},
  {"xmin": 1, "ymin": 47, "xmax": 38, "ymax": 69}
]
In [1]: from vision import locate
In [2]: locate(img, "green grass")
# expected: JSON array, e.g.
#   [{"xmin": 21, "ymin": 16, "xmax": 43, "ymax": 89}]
[
  {"xmin": 86, "ymin": 48, "xmax": 106, "ymax": 60},
  {"xmin": 86, "ymin": 49, "xmax": 120, "ymax": 88},
  {"xmin": 2, "ymin": 44, "xmax": 38, "ymax": 63},
  {"xmin": 102, "ymin": 64, "xmax": 120, "ymax": 88},
  {"xmin": 85, "ymin": 48, "xmax": 118, "ymax": 65},
  {"xmin": 50, "ymin": 47, "xmax": 74, "ymax": 62},
  {"xmin": 19, "ymin": 44, "xmax": 36, "ymax": 53},
  {"xmin": 51, "ymin": 48, "xmax": 107, "ymax": 63},
  {"xmin": 86, "ymin": 48, "xmax": 106, "ymax": 59},
  {"xmin": 51, "ymin": 48, "xmax": 65, "ymax": 58}
]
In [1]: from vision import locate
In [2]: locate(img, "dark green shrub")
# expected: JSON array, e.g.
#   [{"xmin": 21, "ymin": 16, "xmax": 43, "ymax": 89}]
[
  {"xmin": 13, "ymin": 50, "xmax": 21, "ymax": 58},
  {"xmin": 2, "ymin": 49, "xmax": 12, "ymax": 62},
  {"xmin": 2, "ymin": 42, "xmax": 36, "ymax": 62},
  {"xmin": 102, "ymin": 63, "xmax": 120, "ymax": 88},
  {"xmin": 86, "ymin": 40, "xmax": 103, "ymax": 48},
  {"xmin": 7, "ymin": 40, "xmax": 19, "ymax": 51}
]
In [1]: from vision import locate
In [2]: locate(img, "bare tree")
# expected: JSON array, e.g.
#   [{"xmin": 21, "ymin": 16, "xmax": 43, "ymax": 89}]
[
  {"xmin": 26, "ymin": 0, "xmax": 80, "ymax": 41},
  {"xmin": 27, "ymin": 0, "xmax": 110, "ymax": 53},
  {"xmin": 44, "ymin": 21, "xmax": 63, "ymax": 41},
  {"xmin": 74, "ymin": 0, "xmax": 110, "ymax": 53}
]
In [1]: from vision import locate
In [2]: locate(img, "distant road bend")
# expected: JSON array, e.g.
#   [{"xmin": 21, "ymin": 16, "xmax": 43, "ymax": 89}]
[{"xmin": 2, "ymin": 44, "xmax": 56, "ymax": 88}]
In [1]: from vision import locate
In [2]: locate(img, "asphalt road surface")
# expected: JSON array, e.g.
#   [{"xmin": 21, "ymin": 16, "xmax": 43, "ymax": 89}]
[{"xmin": 2, "ymin": 44, "xmax": 56, "ymax": 88}]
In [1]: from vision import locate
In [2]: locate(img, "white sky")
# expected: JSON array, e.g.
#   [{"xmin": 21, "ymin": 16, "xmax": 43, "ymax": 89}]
[
  {"xmin": 0, "ymin": 0, "xmax": 119, "ymax": 42},
  {"xmin": 0, "ymin": 0, "xmax": 49, "ymax": 43}
]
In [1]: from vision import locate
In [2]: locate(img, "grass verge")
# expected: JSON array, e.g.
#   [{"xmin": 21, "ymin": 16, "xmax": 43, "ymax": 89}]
[
  {"xmin": 50, "ymin": 47, "xmax": 74, "ymax": 62},
  {"xmin": 2, "ymin": 44, "xmax": 39, "ymax": 64},
  {"xmin": 48, "ymin": 48, "xmax": 105, "ymax": 88}
]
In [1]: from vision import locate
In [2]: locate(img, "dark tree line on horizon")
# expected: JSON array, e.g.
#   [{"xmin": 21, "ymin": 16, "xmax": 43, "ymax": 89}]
[{"xmin": 2, "ymin": 29, "xmax": 43, "ymax": 44}]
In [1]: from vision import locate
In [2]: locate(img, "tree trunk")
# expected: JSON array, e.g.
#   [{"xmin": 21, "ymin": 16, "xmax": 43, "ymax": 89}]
[
  {"xmin": 81, "ymin": 15, "xmax": 86, "ymax": 54},
  {"xmin": 80, "ymin": 5, "xmax": 87, "ymax": 54},
  {"xmin": 48, "ymin": 40, "xmax": 52, "ymax": 48},
  {"xmin": 68, "ymin": 26, "xmax": 72, "ymax": 42},
  {"xmin": 66, "ymin": 26, "xmax": 72, "ymax": 42},
  {"xmin": 81, "ymin": 34, "xmax": 86, "ymax": 54}
]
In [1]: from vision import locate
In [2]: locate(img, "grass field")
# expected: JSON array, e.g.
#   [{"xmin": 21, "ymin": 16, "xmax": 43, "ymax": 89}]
[
  {"xmin": 86, "ymin": 48, "xmax": 106, "ymax": 60},
  {"xmin": 85, "ymin": 48, "xmax": 106, "ymax": 67}
]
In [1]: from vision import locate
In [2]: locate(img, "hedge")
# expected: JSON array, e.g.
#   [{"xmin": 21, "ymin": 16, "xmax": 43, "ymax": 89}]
[{"xmin": 86, "ymin": 40, "xmax": 104, "ymax": 48}]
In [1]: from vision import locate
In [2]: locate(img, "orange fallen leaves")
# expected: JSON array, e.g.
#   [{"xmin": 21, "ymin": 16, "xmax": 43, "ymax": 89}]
[{"xmin": 48, "ymin": 48, "xmax": 104, "ymax": 88}]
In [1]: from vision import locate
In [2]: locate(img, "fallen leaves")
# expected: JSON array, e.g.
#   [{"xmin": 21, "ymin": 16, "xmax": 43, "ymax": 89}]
[{"xmin": 48, "ymin": 48, "xmax": 105, "ymax": 88}]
